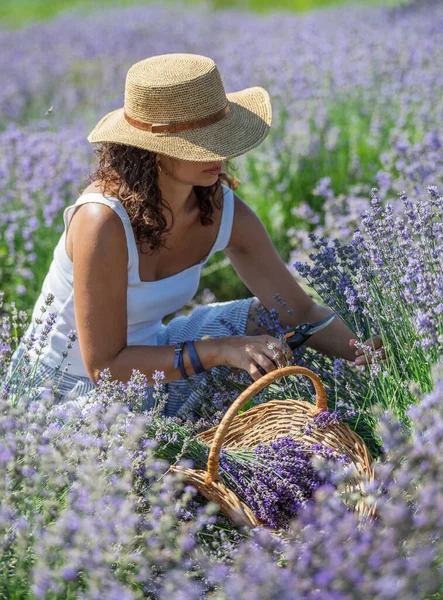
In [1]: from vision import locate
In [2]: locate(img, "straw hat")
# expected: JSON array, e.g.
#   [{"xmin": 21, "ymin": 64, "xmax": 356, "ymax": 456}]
[{"xmin": 87, "ymin": 53, "xmax": 272, "ymax": 163}]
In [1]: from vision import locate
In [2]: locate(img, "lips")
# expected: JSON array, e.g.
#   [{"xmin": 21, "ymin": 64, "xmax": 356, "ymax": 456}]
[{"xmin": 204, "ymin": 167, "xmax": 221, "ymax": 173}]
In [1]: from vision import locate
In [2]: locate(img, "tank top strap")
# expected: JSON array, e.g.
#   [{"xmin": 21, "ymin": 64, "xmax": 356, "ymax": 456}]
[
  {"xmin": 63, "ymin": 193, "xmax": 138, "ymax": 272},
  {"xmin": 209, "ymin": 184, "xmax": 235, "ymax": 257}
]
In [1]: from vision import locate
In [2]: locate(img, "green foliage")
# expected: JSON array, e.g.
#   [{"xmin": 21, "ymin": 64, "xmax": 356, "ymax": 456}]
[
  {"xmin": 196, "ymin": 92, "xmax": 414, "ymax": 302},
  {"xmin": 0, "ymin": 0, "xmax": 408, "ymax": 30}
]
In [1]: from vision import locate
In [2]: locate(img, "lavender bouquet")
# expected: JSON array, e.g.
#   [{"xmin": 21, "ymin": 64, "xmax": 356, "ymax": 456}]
[{"xmin": 124, "ymin": 371, "xmax": 352, "ymax": 531}]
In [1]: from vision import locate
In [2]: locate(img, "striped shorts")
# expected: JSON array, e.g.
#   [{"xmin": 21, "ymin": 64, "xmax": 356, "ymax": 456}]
[{"xmin": 5, "ymin": 297, "xmax": 256, "ymax": 418}]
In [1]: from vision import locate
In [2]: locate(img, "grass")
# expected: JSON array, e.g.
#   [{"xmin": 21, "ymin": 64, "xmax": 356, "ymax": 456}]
[{"xmin": 0, "ymin": 0, "xmax": 409, "ymax": 30}]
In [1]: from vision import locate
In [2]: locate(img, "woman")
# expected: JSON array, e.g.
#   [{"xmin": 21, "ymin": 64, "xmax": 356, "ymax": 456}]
[{"xmin": 8, "ymin": 53, "xmax": 384, "ymax": 417}]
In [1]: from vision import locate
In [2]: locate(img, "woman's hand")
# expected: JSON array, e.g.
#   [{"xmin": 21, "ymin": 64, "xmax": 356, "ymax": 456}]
[
  {"xmin": 349, "ymin": 335, "xmax": 386, "ymax": 366},
  {"xmin": 219, "ymin": 335, "xmax": 293, "ymax": 381}
]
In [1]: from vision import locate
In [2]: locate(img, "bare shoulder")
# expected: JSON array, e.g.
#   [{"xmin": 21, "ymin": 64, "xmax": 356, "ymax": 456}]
[
  {"xmin": 76, "ymin": 180, "xmax": 122, "ymax": 228},
  {"xmin": 70, "ymin": 201, "xmax": 124, "ymax": 234},
  {"xmin": 66, "ymin": 201, "xmax": 127, "ymax": 262},
  {"xmin": 74, "ymin": 180, "xmax": 119, "ymax": 224}
]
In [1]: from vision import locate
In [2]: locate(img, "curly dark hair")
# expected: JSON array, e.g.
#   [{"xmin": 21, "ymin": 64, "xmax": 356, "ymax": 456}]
[{"xmin": 84, "ymin": 143, "xmax": 241, "ymax": 255}]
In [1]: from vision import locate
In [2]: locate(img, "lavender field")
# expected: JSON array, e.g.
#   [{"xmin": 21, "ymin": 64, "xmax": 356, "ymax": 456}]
[
  {"xmin": 1, "ymin": 0, "xmax": 443, "ymax": 597},
  {"xmin": 1, "ymin": 0, "xmax": 442, "ymax": 311}
]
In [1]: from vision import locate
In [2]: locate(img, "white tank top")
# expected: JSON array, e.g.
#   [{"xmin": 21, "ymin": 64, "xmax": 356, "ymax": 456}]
[{"xmin": 23, "ymin": 183, "xmax": 235, "ymax": 378}]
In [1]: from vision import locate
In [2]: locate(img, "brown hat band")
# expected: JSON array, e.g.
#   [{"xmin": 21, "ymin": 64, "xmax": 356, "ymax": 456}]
[{"xmin": 123, "ymin": 103, "xmax": 231, "ymax": 134}]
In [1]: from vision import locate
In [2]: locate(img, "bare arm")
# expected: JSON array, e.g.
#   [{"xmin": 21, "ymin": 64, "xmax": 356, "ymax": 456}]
[
  {"xmin": 70, "ymin": 203, "xmax": 222, "ymax": 385},
  {"xmin": 225, "ymin": 193, "xmax": 356, "ymax": 363}
]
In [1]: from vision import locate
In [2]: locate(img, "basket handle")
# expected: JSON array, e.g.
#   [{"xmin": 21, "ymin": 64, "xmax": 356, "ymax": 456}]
[{"xmin": 204, "ymin": 365, "xmax": 328, "ymax": 485}]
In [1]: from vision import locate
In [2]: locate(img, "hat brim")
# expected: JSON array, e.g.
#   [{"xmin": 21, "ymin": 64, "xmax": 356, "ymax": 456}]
[{"xmin": 86, "ymin": 86, "xmax": 272, "ymax": 162}]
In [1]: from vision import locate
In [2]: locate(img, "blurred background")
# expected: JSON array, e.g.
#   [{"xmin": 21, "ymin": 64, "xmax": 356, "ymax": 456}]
[
  {"xmin": 1, "ymin": 0, "xmax": 439, "ymax": 322},
  {"xmin": 1, "ymin": 0, "xmax": 408, "ymax": 29}
]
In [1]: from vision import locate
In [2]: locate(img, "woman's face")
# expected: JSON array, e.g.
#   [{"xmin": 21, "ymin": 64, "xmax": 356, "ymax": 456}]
[{"xmin": 158, "ymin": 155, "xmax": 224, "ymax": 186}]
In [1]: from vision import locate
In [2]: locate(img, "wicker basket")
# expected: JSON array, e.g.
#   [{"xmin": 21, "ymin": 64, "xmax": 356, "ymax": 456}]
[{"xmin": 170, "ymin": 365, "xmax": 375, "ymax": 528}]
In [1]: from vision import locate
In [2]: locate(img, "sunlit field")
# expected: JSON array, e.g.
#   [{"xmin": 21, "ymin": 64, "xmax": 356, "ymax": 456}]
[
  {"xmin": 1, "ymin": 0, "xmax": 443, "ymax": 597},
  {"xmin": 0, "ymin": 0, "xmax": 407, "ymax": 28}
]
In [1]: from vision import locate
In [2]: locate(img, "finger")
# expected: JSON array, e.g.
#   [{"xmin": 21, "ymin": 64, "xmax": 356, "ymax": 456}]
[
  {"xmin": 268, "ymin": 339, "xmax": 283, "ymax": 351},
  {"xmin": 250, "ymin": 363, "xmax": 265, "ymax": 381},
  {"xmin": 279, "ymin": 340, "xmax": 292, "ymax": 356},
  {"xmin": 360, "ymin": 339, "xmax": 376, "ymax": 354},
  {"xmin": 366, "ymin": 335, "xmax": 382, "ymax": 350},
  {"xmin": 263, "ymin": 348, "xmax": 286, "ymax": 369},
  {"xmin": 354, "ymin": 359, "xmax": 368, "ymax": 366},
  {"xmin": 286, "ymin": 342, "xmax": 294, "ymax": 357},
  {"xmin": 355, "ymin": 345, "xmax": 386, "ymax": 365},
  {"xmin": 350, "ymin": 338, "xmax": 364, "ymax": 356},
  {"xmin": 268, "ymin": 337, "xmax": 291, "ymax": 355},
  {"xmin": 351, "ymin": 338, "xmax": 365, "ymax": 354},
  {"xmin": 264, "ymin": 340, "xmax": 290, "ymax": 363},
  {"xmin": 275, "ymin": 344, "xmax": 292, "ymax": 362},
  {"xmin": 256, "ymin": 352, "xmax": 279, "ymax": 374},
  {"xmin": 354, "ymin": 355, "xmax": 369, "ymax": 366},
  {"xmin": 376, "ymin": 347, "xmax": 387, "ymax": 361}
]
